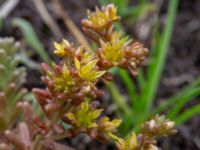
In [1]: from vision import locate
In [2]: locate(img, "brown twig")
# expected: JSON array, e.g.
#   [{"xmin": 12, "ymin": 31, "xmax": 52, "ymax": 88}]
[
  {"xmin": 0, "ymin": 0, "xmax": 20, "ymax": 18},
  {"xmin": 51, "ymin": 0, "xmax": 92, "ymax": 51},
  {"xmin": 32, "ymin": 0, "xmax": 63, "ymax": 38}
]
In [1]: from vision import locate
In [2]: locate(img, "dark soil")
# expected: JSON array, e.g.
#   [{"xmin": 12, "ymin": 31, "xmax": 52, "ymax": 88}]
[
  {"xmin": 158, "ymin": 0, "xmax": 200, "ymax": 149},
  {"xmin": 0, "ymin": 0, "xmax": 200, "ymax": 149}
]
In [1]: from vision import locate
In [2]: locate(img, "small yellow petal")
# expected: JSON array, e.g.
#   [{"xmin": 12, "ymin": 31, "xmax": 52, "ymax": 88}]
[
  {"xmin": 74, "ymin": 57, "xmax": 81, "ymax": 70},
  {"xmin": 127, "ymin": 132, "xmax": 138, "ymax": 150},
  {"xmin": 81, "ymin": 101, "xmax": 89, "ymax": 112},
  {"xmin": 62, "ymin": 39, "xmax": 70, "ymax": 47},
  {"xmin": 88, "ymin": 122, "xmax": 98, "ymax": 128},
  {"xmin": 90, "ymin": 109, "xmax": 103, "ymax": 119},
  {"xmin": 66, "ymin": 112, "xmax": 75, "ymax": 120},
  {"xmin": 112, "ymin": 119, "xmax": 122, "ymax": 127},
  {"xmin": 54, "ymin": 42, "xmax": 62, "ymax": 50},
  {"xmin": 94, "ymin": 71, "xmax": 106, "ymax": 79}
]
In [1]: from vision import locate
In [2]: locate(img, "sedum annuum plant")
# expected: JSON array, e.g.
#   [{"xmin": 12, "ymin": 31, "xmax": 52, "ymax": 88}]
[
  {"xmin": 0, "ymin": 37, "xmax": 74, "ymax": 150},
  {"xmin": 0, "ymin": 38, "xmax": 27, "ymax": 134},
  {"xmin": 0, "ymin": 4, "xmax": 176, "ymax": 150}
]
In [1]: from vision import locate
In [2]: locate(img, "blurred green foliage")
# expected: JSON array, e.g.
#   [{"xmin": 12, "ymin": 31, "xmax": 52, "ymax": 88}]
[
  {"xmin": 99, "ymin": 0, "xmax": 200, "ymax": 137},
  {"xmin": 1, "ymin": 0, "xmax": 199, "ymax": 139},
  {"xmin": 0, "ymin": 37, "xmax": 27, "ymax": 132},
  {"xmin": 12, "ymin": 18, "xmax": 50, "ymax": 64}
]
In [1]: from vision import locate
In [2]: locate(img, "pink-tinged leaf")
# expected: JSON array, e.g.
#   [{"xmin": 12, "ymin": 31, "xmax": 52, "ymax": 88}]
[
  {"xmin": 5, "ymin": 130, "xmax": 26, "ymax": 150},
  {"xmin": 19, "ymin": 122, "xmax": 32, "ymax": 149}
]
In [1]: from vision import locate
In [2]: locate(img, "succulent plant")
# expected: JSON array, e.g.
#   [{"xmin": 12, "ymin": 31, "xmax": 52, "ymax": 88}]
[
  {"xmin": 33, "ymin": 4, "xmax": 175, "ymax": 150},
  {"xmin": 0, "ymin": 4, "xmax": 176, "ymax": 150},
  {"xmin": 0, "ymin": 37, "xmax": 27, "ymax": 133}
]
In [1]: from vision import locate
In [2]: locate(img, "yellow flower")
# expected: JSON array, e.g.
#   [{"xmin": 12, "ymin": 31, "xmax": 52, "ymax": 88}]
[
  {"xmin": 109, "ymin": 132, "xmax": 138, "ymax": 150},
  {"xmin": 100, "ymin": 38, "xmax": 125, "ymax": 65},
  {"xmin": 85, "ymin": 4, "xmax": 120, "ymax": 28},
  {"xmin": 53, "ymin": 64, "xmax": 75, "ymax": 93},
  {"xmin": 74, "ymin": 57, "xmax": 105, "ymax": 82},
  {"xmin": 54, "ymin": 39, "xmax": 71, "ymax": 57},
  {"xmin": 76, "ymin": 46, "xmax": 94, "ymax": 61},
  {"xmin": 66, "ymin": 101, "xmax": 103, "ymax": 128},
  {"xmin": 100, "ymin": 116, "xmax": 122, "ymax": 132},
  {"xmin": 98, "ymin": 31, "xmax": 129, "ymax": 65}
]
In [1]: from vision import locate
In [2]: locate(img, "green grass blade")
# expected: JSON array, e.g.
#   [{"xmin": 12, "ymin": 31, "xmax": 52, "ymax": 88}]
[
  {"xmin": 149, "ymin": 15, "xmax": 161, "ymax": 60},
  {"xmin": 137, "ymin": 69, "xmax": 146, "ymax": 93},
  {"xmin": 108, "ymin": 67, "xmax": 119, "ymax": 74},
  {"xmin": 105, "ymin": 81, "xmax": 135, "ymax": 134},
  {"xmin": 12, "ymin": 18, "xmax": 50, "ymax": 64},
  {"xmin": 108, "ymin": 67, "xmax": 139, "ymax": 111},
  {"xmin": 143, "ymin": 0, "xmax": 179, "ymax": 115},
  {"xmin": 16, "ymin": 53, "xmax": 40, "ymax": 70},
  {"xmin": 155, "ymin": 77, "xmax": 200, "ymax": 114},
  {"xmin": 118, "ymin": 69, "xmax": 138, "ymax": 110},
  {"xmin": 105, "ymin": 82, "xmax": 131, "ymax": 117},
  {"xmin": 0, "ymin": 17, "xmax": 3, "ymax": 30},
  {"xmin": 138, "ymin": 0, "xmax": 148, "ymax": 4},
  {"xmin": 123, "ymin": 3, "xmax": 155, "ymax": 18},
  {"xmin": 113, "ymin": 0, "xmax": 129, "ymax": 7},
  {"xmin": 136, "ymin": 14, "xmax": 159, "ymax": 117},
  {"xmin": 99, "ymin": 0, "xmax": 109, "ymax": 5},
  {"xmin": 167, "ymin": 88, "xmax": 200, "ymax": 119},
  {"xmin": 175, "ymin": 104, "xmax": 200, "ymax": 125}
]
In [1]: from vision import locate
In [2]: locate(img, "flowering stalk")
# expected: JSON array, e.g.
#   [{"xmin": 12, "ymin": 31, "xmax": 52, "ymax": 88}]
[
  {"xmin": 0, "ymin": 4, "xmax": 176, "ymax": 150},
  {"xmin": 33, "ymin": 3, "xmax": 175, "ymax": 149},
  {"xmin": 110, "ymin": 115, "xmax": 177, "ymax": 150}
]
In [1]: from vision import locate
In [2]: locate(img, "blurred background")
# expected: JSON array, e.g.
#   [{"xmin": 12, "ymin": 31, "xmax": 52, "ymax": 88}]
[{"xmin": 0, "ymin": 0, "xmax": 200, "ymax": 149}]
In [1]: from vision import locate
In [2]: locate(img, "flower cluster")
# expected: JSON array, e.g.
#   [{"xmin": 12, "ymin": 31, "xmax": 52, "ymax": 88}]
[
  {"xmin": 33, "ymin": 38, "xmax": 122, "ymax": 142},
  {"xmin": 81, "ymin": 4, "xmax": 120, "ymax": 29},
  {"xmin": 82, "ymin": 4, "xmax": 148, "ymax": 75},
  {"xmin": 39, "ymin": 40, "xmax": 105, "ymax": 101},
  {"xmin": 111, "ymin": 115, "xmax": 176, "ymax": 150},
  {"xmin": 0, "ymin": 4, "xmax": 176, "ymax": 150},
  {"xmin": 32, "ymin": 4, "xmax": 176, "ymax": 150},
  {"xmin": 138, "ymin": 115, "xmax": 177, "ymax": 150},
  {"xmin": 141, "ymin": 115, "xmax": 177, "ymax": 138},
  {"xmin": 65, "ymin": 101, "xmax": 103, "ymax": 129}
]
